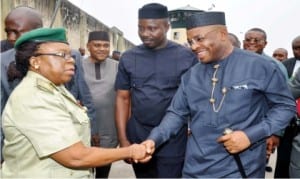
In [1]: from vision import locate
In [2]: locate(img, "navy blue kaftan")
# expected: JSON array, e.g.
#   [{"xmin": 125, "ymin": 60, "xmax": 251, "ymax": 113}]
[{"xmin": 148, "ymin": 48, "xmax": 296, "ymax": 178}]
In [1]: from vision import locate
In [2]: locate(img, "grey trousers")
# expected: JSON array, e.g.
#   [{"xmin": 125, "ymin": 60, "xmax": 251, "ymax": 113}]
[{"xmin": 290, "ymin": 133, "xmax": 300, "ymax": 177}]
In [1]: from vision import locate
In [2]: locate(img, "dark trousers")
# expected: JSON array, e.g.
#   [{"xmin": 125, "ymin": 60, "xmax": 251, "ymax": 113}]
[
  {"xmin": 274, "ymin": 124, "xmax": 297, "ymax": 178},
  {"xmin": 95, "ymin": 164, "xmax": 111, "ymax": 179},
  {"xmin": 132, "ymin": 156, "xmax": 184, "ymax": 178}
]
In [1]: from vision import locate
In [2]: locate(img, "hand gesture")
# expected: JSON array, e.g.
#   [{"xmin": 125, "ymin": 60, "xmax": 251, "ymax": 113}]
[
  {"xmin": 266, "ymin": 135, "xmax": 279, "ymax": 158},
  {"xmin": 217, "ymin": 130, "xmax": 250, "ymax": 154},
  {"xmin": 129, "ymin": 144, "xmax": 152, "ymax": 163},
  {"xmin": 137, "ymin": 140, "xmax": 155, "ymax": 163}
]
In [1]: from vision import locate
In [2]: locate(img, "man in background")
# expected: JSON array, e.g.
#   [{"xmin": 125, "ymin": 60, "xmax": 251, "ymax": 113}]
[
  {"xmin": 243, "ymin": 27, "xmax": 289, "ymax": 174},
  {"xmin": 81, "ymin": 31, "xmax": 119, "ymax": 178},
  {"xmin": 280, "ymin": 35, "xmax": 300, "ymax": 178},
  {"xmin": 111, "ymin": 50, "xmax": 121, "ymax": 61},
  {"xmin": 273, "ymin": 48, "xmax": 288, "ymax": 62},
  {"xmin": 78, "ymin": 47, "xmax": 87, "ymax": 57},
  {"xmin": 228, "ymin": 32, "xmax": 241, "ymax": 48}
]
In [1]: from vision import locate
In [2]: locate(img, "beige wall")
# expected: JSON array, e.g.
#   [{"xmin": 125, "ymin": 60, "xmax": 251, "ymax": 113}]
[{"xmin": 1, "ymin": 0, "xmax": 135, "ymax": 54}]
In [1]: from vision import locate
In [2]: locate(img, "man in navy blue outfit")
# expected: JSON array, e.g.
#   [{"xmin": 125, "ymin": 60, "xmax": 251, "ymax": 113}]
[
  {"xmin": 114, "ymin": 3, "xmax": 198, "ymax": 178},
  {"xmin": 141, "ymin": 11, "xmax": 295, "ymax": 178}
]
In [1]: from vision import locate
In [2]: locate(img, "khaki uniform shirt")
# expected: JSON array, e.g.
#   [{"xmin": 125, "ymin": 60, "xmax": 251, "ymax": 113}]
[{"xmin": 2, "ymin": 71, "xmax": 92, "ymax": 178}]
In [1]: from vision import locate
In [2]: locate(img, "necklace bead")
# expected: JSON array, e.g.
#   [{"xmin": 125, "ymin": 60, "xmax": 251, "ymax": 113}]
[
  {"xmin": 222, "ymin": 87, "xmax": 227, "ymax": 94},
  {"xmin": 212, "ymin": 77, "xmax": 218, "ymax": 82},
  {"xmin": 210, "ymin": 64, "xmax": 226, "ymax": 112},
  {"xmin": 213, "ymin": 64, "xmax": 220, "ymax": 69}
]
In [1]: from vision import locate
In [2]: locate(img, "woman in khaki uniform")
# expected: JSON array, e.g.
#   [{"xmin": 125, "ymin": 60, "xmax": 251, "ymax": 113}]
[{"xmin": 1, "ymin": 28, "xmax": 150, "ymax": 178}]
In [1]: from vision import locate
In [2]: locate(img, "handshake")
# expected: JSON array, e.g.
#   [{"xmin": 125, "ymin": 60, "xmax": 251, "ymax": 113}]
[{"xmin": 127, "ymin": 140, "xmax": 156, "ymax": 163}]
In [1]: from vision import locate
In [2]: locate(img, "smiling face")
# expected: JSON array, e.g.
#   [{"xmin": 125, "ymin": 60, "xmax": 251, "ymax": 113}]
[
  {"xmin": 30, "ymin": 42, "xmax": 75, "ymax": 85},
  {"xmin": 87, "ymin": 40, "xmax": 110, "ymax": 62},
  {"xmin": 138, "ymin": 18, "xmax": 169, "ymax": 49},
  {"xmin": 243, "ymin": 30, "xmax": 267, "ymax": 54},
  {"xmin": 187, "ymin": 25, "xmax": 231, "ymax": 63}
]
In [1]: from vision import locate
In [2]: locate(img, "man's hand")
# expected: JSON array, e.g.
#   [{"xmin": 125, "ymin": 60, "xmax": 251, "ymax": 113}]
[
  {"xmin": 266, "ymin": 135, "xmax": 280, "ymax": 158},
  {"xmin": 217, "ymin": 130, "xmax": 250, "ymax": 154},
  {"xmin": 129, "ymin": 144, "xmax": 152, "ymax": 163},
  {"xmin": 137, "ymin": 140, "xmax": 155, "ymax": 163},
  {"xmin": 91, "ymin": 134, "xmax": 100, "ymax": 147}
]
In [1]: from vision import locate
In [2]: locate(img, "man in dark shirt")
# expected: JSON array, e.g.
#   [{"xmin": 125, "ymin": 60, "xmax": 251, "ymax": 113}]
[{"xmin": 114, "ymin": 3, "xmax": 197, "ymax": 178}]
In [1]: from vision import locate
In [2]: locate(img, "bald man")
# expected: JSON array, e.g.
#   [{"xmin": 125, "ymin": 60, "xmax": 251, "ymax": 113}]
[{"xmin": 273, "ymin": 48, "xmax": 288, "ymax": 62}]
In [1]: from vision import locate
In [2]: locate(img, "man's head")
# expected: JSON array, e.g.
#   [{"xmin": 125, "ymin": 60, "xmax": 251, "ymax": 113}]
[
  {"xmin": 292, "ymin": 36, "xmax": 300, "ymax": 59},
  {"xmin": 78, "ymin": 47, "xmax": 86, "ymax": 56},
  {"xmin": 138, "ymin": 3, "xmax": 170, "ymax": 49},
  {"xmin": 4, "ymin": 6, "xmax": 43, "ymax": 46},
  {"xmin": 186, "ymin": 11, "xmax": 233, "ymax": 63},
  {"xmin": 87, "ymin": 31, "xmax": 110, "ymax": 62},
  {"xmin": 243, "ymin": 28, "xmax": 267, "ymax": 54},
  {"xmin": 112, "ymin": 50, "xmax": 121, "ymax": 61},
  {"xmin": 228, "ymin": 33, "xmax": 241, "ymax": 48},
  {"xmin": 272, "ymin": 48, "xmax": 288, "ymax": 61}
]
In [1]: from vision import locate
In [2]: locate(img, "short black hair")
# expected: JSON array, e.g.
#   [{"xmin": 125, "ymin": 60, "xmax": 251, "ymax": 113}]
[{"xmin": 247, "ymin": 27, "xmax": 267, "ymax": 40}]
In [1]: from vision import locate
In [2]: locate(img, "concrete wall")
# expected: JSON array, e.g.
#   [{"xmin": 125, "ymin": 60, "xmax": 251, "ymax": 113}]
[{"xmin": 1, "ymin": 0, "xmax": 135, "ymax": 54}]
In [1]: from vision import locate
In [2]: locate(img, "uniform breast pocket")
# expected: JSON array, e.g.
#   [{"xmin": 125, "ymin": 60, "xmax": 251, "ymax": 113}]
[
  {"xmin": 69, "ymin": 106, "xmax": 90, "ymax": 125},
  {"xmin": 224, "ymin": 88, "xmax": 253, "ymax": 123}
]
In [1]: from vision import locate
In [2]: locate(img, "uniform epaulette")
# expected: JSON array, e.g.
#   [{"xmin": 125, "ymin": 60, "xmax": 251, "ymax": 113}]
[{"xmin": 36, "ymin": 78, "xmax": 55, "ymax": 94}]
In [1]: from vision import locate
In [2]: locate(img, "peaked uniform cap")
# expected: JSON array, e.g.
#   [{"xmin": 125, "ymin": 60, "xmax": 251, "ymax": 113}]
[{"xmin": 14, "ymin": 27, "xmax": 68, "ymax": 49}]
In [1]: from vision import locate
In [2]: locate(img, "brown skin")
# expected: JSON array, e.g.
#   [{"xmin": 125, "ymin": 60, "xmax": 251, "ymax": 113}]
[
  {"xmin": 78, "ymin": 47, "xmax": 86, "ymax": 56},
  {"xmin": 87, "ymin": 40, "xmax": 110, "ymax": 62},
  {"xmin": 138, "ymin": 18, "xmax": 169, "ymax": 49},
  {"xmin": 4, "ymin": 7, "xmax": 42, "ymax": 46},
  {"xmin": 115, "ymin": 18, "xmax": 170, "ymax": 163},
  {"xmin": 187, "ymin": 25, "xmax": 233, "ymax": 63},
  {"xmin": 29, "ymin": 42, "xmax": 75, "ymax": 85},
  {"xmin": 115, "ymin": 90, "xmax": 132, "ymax": 163},
  {"xmin": 243, "ymin": 30, "xmax": 267, "ymax": 54},
  {"xmin": 292, "ymin": 36, "xmax": 300, "ymax": 59},
  {"xmin": 112, "ymin": 52, "xmax": 121, "ymax": 61},
  {"xmin": 51, "ymin": 142, "xmax": 149, "ymax": 168},
  {"xmin": 266, "ymin": 135, "xmax": 280, "ymax": 159},
  {"xmin": 272, "ymin": 48, "xmax": 288, "ymax": 61}
]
